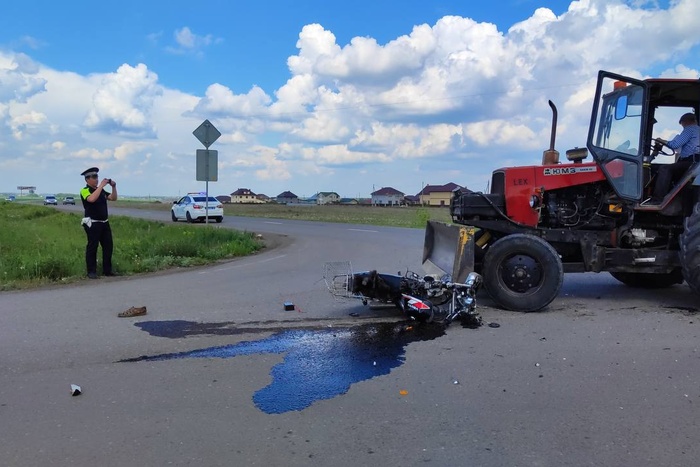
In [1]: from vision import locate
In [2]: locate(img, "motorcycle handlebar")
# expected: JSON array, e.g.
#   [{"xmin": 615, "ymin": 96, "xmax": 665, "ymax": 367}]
[
  {"xmin": 445, "ymin": 282, "xmax": 470, "ymax": 289},
  {"xmin": 444, "ymin": 272, "xmax": 483, "ymax": 291}
]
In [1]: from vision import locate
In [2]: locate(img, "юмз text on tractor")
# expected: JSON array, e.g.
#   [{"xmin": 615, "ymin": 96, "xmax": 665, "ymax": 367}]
[{"xmin": 424, "ymin": 70, "xmax": 700, "ymax": 312}]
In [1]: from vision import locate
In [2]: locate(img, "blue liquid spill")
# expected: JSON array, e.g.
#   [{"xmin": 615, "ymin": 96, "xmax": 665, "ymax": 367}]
[{"xmin": 123, "ymin": 321, "xmax": 444, "ymax": 414}]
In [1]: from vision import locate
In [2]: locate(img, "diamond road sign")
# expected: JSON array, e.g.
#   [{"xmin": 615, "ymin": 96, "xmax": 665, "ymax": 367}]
[{"xmin": 193, "ymin": 119, "xmax": 221, "ymax": 148}]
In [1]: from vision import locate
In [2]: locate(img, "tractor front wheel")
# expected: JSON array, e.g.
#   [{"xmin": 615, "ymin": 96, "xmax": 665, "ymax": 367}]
[
  {"xmin": 680, "ymin": 204, "xmax": 700, "ymax": 295},
  {"xmin": 609, "ymin": 270, "xmax": 683, "ymax": 288},
  {"xmin": 483, "ymin": 234, "xmax": 563, "ymax": 312}
]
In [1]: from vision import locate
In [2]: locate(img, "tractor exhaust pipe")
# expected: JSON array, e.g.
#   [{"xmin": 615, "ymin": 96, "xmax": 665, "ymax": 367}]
[{"xmin": 542, "ymin": 100, "xmax": 560, "ymax": 165}]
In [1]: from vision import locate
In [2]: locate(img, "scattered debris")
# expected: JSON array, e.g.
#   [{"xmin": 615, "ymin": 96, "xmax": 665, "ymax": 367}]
[
  {"xmin": 488, "ymin": 322, "xmax": 500, "ymax": 328},
  {"xmin": 70, "ymin": 384, "xmax": 82, "ymax": 396},
  {"xmin": 399, "ymin": 390, "xmax": 408, "ymax": 396},
  {"xmin": 460, "ymin": 312, "xmax": 483, "ymax": 329},
  {"xmin": 453, "ymin": 380, "xmax": 459, "ymax": 385},
  {"xmin": 118, "ymin": 306, "xmax": 147, "ymax": 318},
  {"xmin": 283, "ymin": 301, "xmax": 295, "ymax": 311},
  {"xmin": 349, "ymin": 312, "xmax": 360, "ymax": 317}
]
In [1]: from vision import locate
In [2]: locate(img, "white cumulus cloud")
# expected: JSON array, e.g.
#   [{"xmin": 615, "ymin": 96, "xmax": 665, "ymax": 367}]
[{"xmin": 83, "ymin": 63, "xmax": 162, "ymax": 137}]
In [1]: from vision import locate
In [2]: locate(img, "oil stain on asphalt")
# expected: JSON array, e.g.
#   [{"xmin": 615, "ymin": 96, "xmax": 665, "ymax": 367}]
[{"xmin": 121, "ymin": 320, "xmax": 445, "ymax": 414}]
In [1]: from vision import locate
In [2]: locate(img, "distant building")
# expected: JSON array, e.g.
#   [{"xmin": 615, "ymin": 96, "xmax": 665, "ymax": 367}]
[
  {"xmin": 276, "ymin": 191, "xmax": 299, "ymax": 204},
  {"xmin": 216, "ymin": 195, "xmax": 232, "ymax": 204},
  {"xmin": 256, "ymin": 194, "xmax": 271, "ymax": 203},
  {"xmin": 231, "ymin": 188, "xmax": 264, "ymax": 204},
  {"xmin": 371, "ymin": 187, "xmax": 405, "ymax": 206},
  {"xmin": 309, "ymin": 191, "xmax": 340, "ymax": 205},
  {"xmin": 417, "ymin": 182, "xmax": 468, "ymax": 206},
  {"xmin": 339, "ymin": 198, "xmax": 359, "ymax": 205},
  {"xmin": 404, "ymin": 195, "xmax": 420, "ymax": 206}
]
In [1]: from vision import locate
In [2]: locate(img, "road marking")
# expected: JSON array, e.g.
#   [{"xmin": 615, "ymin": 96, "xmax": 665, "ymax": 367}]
[
  {"xmin": 264, "ymin": 221, "xmax": 283, "ymax": 224},
  {"xmin": 199, "ymin": 254, "xmax": 288, "ymax": 273},
  {"xmin": 348, "ymin": 228, "xmax": 378, "ymax": 233}
]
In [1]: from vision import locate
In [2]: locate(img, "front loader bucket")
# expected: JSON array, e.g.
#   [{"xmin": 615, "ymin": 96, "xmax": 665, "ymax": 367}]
[{"xmin": 422, "ymin": 221, "xmax": 475, "ymax": 283}]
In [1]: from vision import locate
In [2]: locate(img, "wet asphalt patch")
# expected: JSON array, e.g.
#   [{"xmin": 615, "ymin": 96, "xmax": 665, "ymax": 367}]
[{"xmin": 121, "ymin": 320, "xmax": 446, "ymax": 414}]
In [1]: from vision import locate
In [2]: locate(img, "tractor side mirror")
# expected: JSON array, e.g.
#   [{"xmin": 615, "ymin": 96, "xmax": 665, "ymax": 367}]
[{"xmin": 615, "ymin": 95, "xmax": 628, "ymax": 120}]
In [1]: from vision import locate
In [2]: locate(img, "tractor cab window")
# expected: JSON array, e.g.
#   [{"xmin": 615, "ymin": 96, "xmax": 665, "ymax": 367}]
[
  {"xmin": 588, "ymin": 74, "xmax": 648, "ymax": 201},
  {"xmin": 593, "ymin": 81, "xmax": 644, "ymax": 155}
]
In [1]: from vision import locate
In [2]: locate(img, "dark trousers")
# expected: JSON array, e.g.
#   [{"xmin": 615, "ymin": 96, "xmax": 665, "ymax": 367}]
[
  {"xmin": 83, "ymin": 222, "xmax": 113, "ymax": 274},
  {"xmin": 652, "ymin": 158, "xmax": 695, "ymax": 201}
]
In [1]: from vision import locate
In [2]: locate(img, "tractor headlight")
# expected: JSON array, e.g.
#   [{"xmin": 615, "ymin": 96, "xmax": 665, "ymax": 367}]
[{"xmin": 529, "ymin": 195, "xmax": 541, "ymax": 208}]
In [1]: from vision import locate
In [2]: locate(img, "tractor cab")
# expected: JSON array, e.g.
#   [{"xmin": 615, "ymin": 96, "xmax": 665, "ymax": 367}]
[{"xmin": 587, "ymin": 70, "xmax": 700, "ymax": 207}]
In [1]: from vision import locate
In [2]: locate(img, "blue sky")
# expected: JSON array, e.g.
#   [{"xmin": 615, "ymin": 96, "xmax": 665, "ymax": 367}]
[
  {"xmin": 0, "ymin": 0, "xmax": 695, "ymax": 198},
  {"xmin": 3, "ymin": 0, "xmax": 573, "ymax": 93}
]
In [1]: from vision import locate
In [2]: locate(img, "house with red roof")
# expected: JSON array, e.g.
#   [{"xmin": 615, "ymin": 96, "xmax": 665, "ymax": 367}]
[
  {"xmin": 230, "ymin": 188, "xmax": 265, "ymax": 204},
  {"xmin": 371, "ymin": 187, "xmax": 405, "ymax": 206},
  {"xmin": 417, "ymin": 182, "xmax": 470, "ymax": 206}
]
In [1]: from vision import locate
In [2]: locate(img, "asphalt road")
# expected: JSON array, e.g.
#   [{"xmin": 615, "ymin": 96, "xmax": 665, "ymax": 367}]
[{"xmin": 1, "ymin": 206, "xmax": 699, "ymax": 466}]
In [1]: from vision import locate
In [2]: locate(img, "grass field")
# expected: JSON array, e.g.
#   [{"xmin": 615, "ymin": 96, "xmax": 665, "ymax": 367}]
[
  {"xmin": 0, "ymin": 202, "xmax": 262, "ymax": 290},
  {"xmin": 110, "ymin": 200, "xmax": 453, "ymax": 229},
  {"xmin": 0, "ymin": 199, "xmax": 453, "ymax": 290},
  {"xmin": 5, "ymin": 196, "xmax": 453, "ymax": 228}
]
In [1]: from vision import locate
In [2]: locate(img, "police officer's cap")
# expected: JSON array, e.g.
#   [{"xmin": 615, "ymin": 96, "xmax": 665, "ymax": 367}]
[{"xmin": 81, "ymin": 167, "xmax": 99, "ymax": 177}]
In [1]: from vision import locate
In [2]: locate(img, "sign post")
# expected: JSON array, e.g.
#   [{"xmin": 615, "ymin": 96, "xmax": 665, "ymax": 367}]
[{"xmin": 192, "ymin": 120, "xmax": 221, "ymax": 223}]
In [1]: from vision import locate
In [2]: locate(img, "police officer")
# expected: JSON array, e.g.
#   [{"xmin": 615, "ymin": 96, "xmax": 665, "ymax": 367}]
[{"xmin": 80, "ymin": 167, "xmax": 118, "ymax": 279}]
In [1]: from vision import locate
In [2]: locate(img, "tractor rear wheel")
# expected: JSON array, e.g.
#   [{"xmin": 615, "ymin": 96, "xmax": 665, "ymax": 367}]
[
  {"xmin": 680, "ymin": 204, "xmax": 700, "ymax": 295},
  {"xmin": 609, "ymin": 270, "xmax": 683, "ymax": 288},
  {"xmin": 482, "ymin": 234, "xmax": 563, "ymax": 312}
]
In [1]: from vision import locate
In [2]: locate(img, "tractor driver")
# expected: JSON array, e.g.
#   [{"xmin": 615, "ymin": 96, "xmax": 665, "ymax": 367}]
[{"xmin": 648, "ymin": 112, "xmax": 700, "ymax": 204}]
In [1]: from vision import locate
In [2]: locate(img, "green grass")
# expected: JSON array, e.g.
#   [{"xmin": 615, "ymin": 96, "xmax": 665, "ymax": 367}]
[
  {"xmin": 0, "ymin": 199, "xmax": 452, "ymax": 290},
  {"xmin": 110, "ymin": 200, "xmax": 453, "ymax": 229},
  {"xmin": 0, "ymin": 202, "xmax": 262, "ymax": 291}
]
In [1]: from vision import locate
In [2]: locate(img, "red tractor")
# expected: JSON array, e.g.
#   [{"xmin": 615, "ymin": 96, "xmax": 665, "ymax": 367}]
[{"xmin": 424, "ymin": 70, "xmax": 700, "ymax": 312}]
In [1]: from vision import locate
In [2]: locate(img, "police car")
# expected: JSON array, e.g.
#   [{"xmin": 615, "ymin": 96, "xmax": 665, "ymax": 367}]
[{"xmin": 171, "ymin": 193, "xmax": 224, "ymax": 223}]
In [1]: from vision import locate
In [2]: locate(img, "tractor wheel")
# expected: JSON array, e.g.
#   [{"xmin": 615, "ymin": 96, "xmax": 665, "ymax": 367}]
[
  {"xmin": 609, "ymin": 270, "xmax": 683, "ymax": 288},
  {"xmin": 680, "ymin": 204, "xmax": 700, "ymax": 295},
  {"xmin": 482, "ymin": 234, "xmax": 563, "ymax": 312}
]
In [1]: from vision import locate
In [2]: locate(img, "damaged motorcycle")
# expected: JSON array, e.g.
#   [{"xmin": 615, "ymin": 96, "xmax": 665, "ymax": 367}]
[
  {"xmin": 324, "ymin": 261, "xmax": 483, "ymax": 326},
  {"xmin": 324, "ymin": 220, "xmax": 484, "ymax": 326}
]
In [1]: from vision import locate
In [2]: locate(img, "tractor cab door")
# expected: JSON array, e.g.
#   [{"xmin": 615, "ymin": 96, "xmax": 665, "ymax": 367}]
[{"xmin": 587, "ymin": 71, "xmax": 649, "ymax": 202}]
